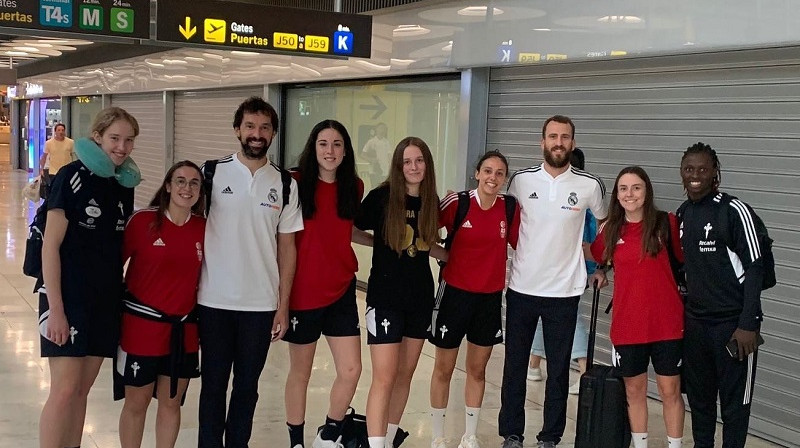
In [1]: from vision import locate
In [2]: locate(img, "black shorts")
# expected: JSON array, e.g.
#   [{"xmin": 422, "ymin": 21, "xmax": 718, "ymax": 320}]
[
  {"xmin": 283, "ymin": 279, "xmax": 360, "ymax": 345},
  {"xmin": 39, "ymin": 291, "xmax": 119, "ymax": 358},
  {"xmin": 366, "ymin": 304, "xmax": 431, "ymax": 344},
  {"xmin": 429, "ymin": 282, "xmax": 503, "ymax": 349},
  {"xmin": 113, "ymin": 346, "xmax": 200, "ymax": 401},
  {"xmin": 612, "ymin": 339, "xmax": 683, "ymax": 377}
]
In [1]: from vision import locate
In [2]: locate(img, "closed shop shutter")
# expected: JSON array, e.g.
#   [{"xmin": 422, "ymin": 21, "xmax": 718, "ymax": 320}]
[
  {"xmin": 110, "ymin": 93, "xmax": 166, "ymax": 208},
  {"xmin": 173, "ymin": 87, "xmax": 264, "ymax": 166},
  {"xmin": 488, "ymin": 47, "xmax": 800, "ymax": 446}
]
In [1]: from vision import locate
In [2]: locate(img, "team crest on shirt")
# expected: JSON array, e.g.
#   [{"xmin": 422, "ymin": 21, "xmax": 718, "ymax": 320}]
[
  {"xmin": 196, "ymin": 242, "xmax": 203, "ymax": 261},
  {"xmin": 500, "ymin": 220, "xmax": 507, "ymax": 238},
  {"xmin": 268, "ymin": 188, "xmax": 279, "ymax": 203},
  {"xmin": 561, "ymin": 192, "xmax": 581, "ymax": 212}
]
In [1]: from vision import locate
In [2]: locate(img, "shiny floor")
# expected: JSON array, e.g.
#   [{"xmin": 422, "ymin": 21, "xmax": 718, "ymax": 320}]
[{"xmin": 0, "ymin": 167, "xmax": 780, "ymax": 448}]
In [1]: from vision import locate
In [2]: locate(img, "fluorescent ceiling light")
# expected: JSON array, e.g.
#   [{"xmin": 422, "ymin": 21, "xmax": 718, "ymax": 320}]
[
  {"xmin": 533, "ymin": 28, "xmax": 551, "ymax": 31},
  {"xmin": 393, "ymin": 25, "xmax": 430, "ymax": 37},
  {"xmin": 457, "ymin": 6, "xmax": 504, "ymax": 16},
  {"xmin": 14, "ymin": 47, "xmax": 40, "ymax": 52}
]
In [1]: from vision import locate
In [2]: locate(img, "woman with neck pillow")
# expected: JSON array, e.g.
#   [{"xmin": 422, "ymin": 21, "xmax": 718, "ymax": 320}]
[{"xmin": 38, "ymin": 107, "xmax": 141, "ymax": 448}]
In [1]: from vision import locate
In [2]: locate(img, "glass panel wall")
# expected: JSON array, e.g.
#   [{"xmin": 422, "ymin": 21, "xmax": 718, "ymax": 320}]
[
  {"xmin": 69, "ymin": 95, "xmax": 103, "ymax": 139},
  {"xmin": 284, "ymin": 76, "xmax": 461, "ymax": 283}
]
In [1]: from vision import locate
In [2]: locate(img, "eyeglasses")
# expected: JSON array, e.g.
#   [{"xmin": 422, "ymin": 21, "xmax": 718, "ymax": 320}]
[{"xmin": 172, "ymin": 177, "xmax": 202, "ymax": 190}]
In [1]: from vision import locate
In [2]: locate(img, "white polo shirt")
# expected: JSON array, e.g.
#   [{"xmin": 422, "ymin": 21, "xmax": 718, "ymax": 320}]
[
  {"xmin": 198, "ymin": 153, "xmax": 304, "ymax": 311},
  {"xmin": 508, "ymin": 164, "xmax": 608, "ymax": 297}
]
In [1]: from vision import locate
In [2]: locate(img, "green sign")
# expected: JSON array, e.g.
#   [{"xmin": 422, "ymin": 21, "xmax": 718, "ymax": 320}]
[
  {"xmin": 0, "ymin": 0, "xmax": 148, "ymax": 40},
  {"xmin": 156, "ymin": 0, "xmax": 372, "ymax": 58}
]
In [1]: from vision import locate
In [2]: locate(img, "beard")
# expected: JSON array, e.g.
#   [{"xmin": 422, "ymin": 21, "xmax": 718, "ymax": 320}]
[
  {"xmin": 543, "ymin": 145, "xmax": 571, "ymax": 168},
  {"xmin": 240, "ymin": 137, "xmax": 270, "ymax": 159}
]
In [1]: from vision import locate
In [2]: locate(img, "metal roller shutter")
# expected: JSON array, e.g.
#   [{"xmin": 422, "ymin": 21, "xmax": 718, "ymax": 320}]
[
  {"xmin": 110, "ymin": 93, "xmax": 166, "ymax": 208},
  {"xmin": 173, "ymin": 87, "xmax": 264, "ymax": 166},
  {"xmin": 488, "ymin": 47, "xmax": 800, "ymax": 447}
]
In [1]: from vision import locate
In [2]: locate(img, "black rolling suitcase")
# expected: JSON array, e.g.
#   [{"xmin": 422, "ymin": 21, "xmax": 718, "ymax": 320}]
[{"xmin": 574, "ymin": 285, "xmax": 631, "ymax": 448}]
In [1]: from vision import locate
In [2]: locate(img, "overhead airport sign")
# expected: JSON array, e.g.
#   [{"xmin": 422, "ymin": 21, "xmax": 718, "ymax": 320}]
[
  {"xmin": 156, "ymin": 0, "xmax": 372, "ymax": 58},
  {"xmin": 0, "ymin": 0, "xmax": 149, "ymax": 39}
]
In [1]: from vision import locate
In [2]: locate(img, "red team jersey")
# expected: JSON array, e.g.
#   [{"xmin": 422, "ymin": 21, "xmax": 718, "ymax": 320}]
[
  {"xmin": 290, "ymin": 173, "xmax": 364, "ymax": 310},
  {"xmin": 440, "ymin": 191, "xmax": 520, "ymax": 293},
  {"xmin": 121, "ymin": 209, "xmax": 206, "ymax": 356},
  {"xmin": 590, "ymin": 213, "xmax": 684, "ymax": 345}
]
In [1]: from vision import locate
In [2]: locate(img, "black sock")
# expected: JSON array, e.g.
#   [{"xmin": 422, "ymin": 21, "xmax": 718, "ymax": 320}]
[
  {"xmin": 287, "ymin": 422, "xmax": 304, "ymax": 447},
  {"xmin": 320, "ymin": 415, "xmax": 344, "ymax": 441}
]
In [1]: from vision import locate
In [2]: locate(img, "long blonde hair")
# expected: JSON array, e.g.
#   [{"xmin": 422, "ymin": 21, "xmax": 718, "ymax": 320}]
[{"xmin": 383, "ymin": 137, "xmax": 440, "ymax": 254}]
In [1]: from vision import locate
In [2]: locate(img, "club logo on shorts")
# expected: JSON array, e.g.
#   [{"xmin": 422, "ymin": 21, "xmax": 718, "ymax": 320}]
[
  {"xmin": 381, "ymin": 318, "xmax": 391, "ymax": 334},
  {"xmin": 130, "ymin": 361, "xmax": 140, "ymax": 378},
  {"xmin": 439, "ymin": 325, "xmax": 448, "ymax": 338},
  {"xmin": 69, "ymin": 326, "xmax": 78, "ymax": 344},
  {"xmin": 268, "ymin": 188, "xmax": 279, "ymax": 203},
  {"xmin": 291, "ymin": 317, "xmax": 299, "ymax": 331}
]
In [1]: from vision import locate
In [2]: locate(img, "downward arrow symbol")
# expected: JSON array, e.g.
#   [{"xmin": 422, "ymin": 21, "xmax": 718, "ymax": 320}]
[{"xmin": 179, "ymin": 16, "xmax": 197, "ymax": 40}]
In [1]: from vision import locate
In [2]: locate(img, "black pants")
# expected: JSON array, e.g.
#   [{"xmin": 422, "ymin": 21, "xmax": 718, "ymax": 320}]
[
  {"xmin": 197, "ymin": 305, "xmax": 276, "ymax": 448},
  {"xmin": 684, "ymin": 317, "xmax": 758, "ymax": 448},
  {"xmin": 498, "ymin": 289, "xmax": 579, "ymax": 444}
]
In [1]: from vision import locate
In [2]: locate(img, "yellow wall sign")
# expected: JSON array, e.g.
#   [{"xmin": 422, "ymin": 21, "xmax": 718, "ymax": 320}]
[
  {"xmin": 204, "ymin": 18, "xmax": 226, "ymax": 43},
  {"xmin": 273, "ymin": 32, "xmax": 298, "ymax": 50},
  {"xmin": 518, "ymin": 53, "xmax": 541, "ymax": 63},
  {"xmin": 305, "ymin": 35, "xmax": 329, "ymax": 53}
]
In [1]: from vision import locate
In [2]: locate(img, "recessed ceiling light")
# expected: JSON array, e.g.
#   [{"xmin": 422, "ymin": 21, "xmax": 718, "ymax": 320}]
[
  {"xmin": 392, "ymin": 25, "xmax": 430, "ymax": 37},
  {"xmin": 457, "ymin": 6, "xmax": 504, "ymax": 17},
  {"xmin": 598, "ymin": 15, "xmax": 643, "ymax": 24}
]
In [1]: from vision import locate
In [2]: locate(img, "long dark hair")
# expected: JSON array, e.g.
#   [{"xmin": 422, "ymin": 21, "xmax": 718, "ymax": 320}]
[
  {"xmin": 601, "ymin": 166, "xmax": 664, "ymax": 263},
  {"xmin": 383, "ymin": 136, "xmax": 440, "ymax": 254},
  {"xmin": 148, "ymin": 160, "xmax": 205, "ymax": 232},
  {"xmin": 297, "ymin": 119, "xmax": 359, "ymax": 220}
]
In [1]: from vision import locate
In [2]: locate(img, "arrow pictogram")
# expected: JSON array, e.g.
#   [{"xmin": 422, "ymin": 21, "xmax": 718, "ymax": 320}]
[
  {"xmin": 359, "ymin": 95, "xmax": 387, "ymax": 119},
  {"xmin": 179, "ymin": 17, "xmax": 197, "ymax": 40}
]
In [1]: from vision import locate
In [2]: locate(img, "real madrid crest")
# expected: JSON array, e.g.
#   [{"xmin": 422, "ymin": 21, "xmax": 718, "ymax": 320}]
[
  {"xmin": 268, "ymin": 188, "xmax": 279, "ymax": 203},
  {"xmin": 567, "ymin": 192, "xmax": 578, "ymax": 206}
]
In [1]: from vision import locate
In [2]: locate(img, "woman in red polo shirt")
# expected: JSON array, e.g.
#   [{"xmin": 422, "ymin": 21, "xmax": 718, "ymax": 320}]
[{"xmin": 116, "ymin": 161, "xmax": 206, "ymax": 448}]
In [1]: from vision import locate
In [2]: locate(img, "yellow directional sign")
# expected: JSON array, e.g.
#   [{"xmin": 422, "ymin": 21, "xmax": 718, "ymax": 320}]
[
  {"xmin": 179, "ymin": 17, "xmax": 196, "ymax": 40},
  {"xmin": 204, "ymin": 18, "xmax": 226, "ymax": 43}
]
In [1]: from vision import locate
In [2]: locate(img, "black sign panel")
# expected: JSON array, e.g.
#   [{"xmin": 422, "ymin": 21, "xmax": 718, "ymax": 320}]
[
  {"xmin": 0, "ymin": 0, "xmax": 149, "ymax": 39},
  {"xmin": 156, "ymin": 0, "xmax": 372, "ymax": 58}
]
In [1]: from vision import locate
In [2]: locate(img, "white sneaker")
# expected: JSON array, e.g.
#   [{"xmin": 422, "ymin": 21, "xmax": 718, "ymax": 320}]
[
  {"xmin": 569, "ymin": 381, "xmax": 580, "ymax": 395},
  {"xmin": 312, "ymin": 431, "xmax": 343, "ymax": 448},
  {"xmin": 432, "ymin": 436, "xmax": 448, "ymax": 448},
  {"xmin": 458, "ymin": 434, "xmax": 481, "ymax": 448},
  {"xmin": 527, "ymin": 367, "xmax": 543, "ymax": 381}
]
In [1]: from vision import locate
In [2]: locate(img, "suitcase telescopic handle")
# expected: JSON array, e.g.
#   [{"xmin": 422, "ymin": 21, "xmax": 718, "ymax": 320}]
[{"xmin": 586, "ymin": 282, "xmax": 601, "ymax": 369}]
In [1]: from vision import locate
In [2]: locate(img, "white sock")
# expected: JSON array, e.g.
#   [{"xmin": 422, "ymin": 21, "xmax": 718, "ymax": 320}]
[
  {"xmin": 385, "ymin": 423, "xmax": 399, "ymax": 448},
  {"xmin": 667, "ymin": 436, "xmax": 682, "ymax": 448},
  {"xmin": 464, "ymin": 406, "xmax": 481, "ymax": 437},
  {"xmin": 632, "ymin": 432, "xmax": 648, "ymax": 448},
  {"xmin": 368, "ymin": 436, "xmax": 385, "ymax": 448},
  {"xmin": 431, "ymin": 408, "xmax": 446, "ymax": 439}
]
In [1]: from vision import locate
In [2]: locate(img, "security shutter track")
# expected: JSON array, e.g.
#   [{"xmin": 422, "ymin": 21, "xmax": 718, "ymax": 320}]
[
  {"xmin": 173, "ymin": 87, "xmax": 264, "ymax": 166},
  {"xmin": 110, "ymin": 93, "xmax": 166, "ymax": 208},
  {"xmin": 488, "ymin": 46, "xmax": 800, "ymax": 447}
]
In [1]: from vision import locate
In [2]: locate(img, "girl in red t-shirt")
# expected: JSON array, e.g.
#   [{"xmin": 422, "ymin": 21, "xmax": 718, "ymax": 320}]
[
  {"xmin": 429, "ymin": 151, "xmax": 520, "ymax": 448},
  {"xmin": 117, "ymin": 161, "xmax": 206, "ymax": 448},
  {"xmin": 589, "ymin": 166, "xmax": 685, "ymax": 448},
  {"xmin": 283, "ymin": 120, "xmax": 364, "ymax": 448}
]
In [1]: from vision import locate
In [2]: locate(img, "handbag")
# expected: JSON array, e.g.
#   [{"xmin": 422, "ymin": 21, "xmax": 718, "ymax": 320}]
[{"xmin": 22, "ymin": 176, "xmax": 41, "ymax": 203}]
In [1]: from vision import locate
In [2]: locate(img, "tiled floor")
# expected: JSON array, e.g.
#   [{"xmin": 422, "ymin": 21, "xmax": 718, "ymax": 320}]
[{"xmin": 0, "ymin": 167, "xmax": 781, "ymax": 448}]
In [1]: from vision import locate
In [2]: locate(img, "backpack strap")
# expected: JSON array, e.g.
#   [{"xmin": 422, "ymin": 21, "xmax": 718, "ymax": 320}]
[
  {"xmin": 202, "ymin": 159, "xmax": 218, "ymax": 215},
  {"xmin": 280, "ymin": 168, "xmax": 291, "ymax": 207},
  {"xmin": 504, "ymin": 194, "xmax": 517, "ymax": 237},
  {"xmin": 444, "ymin": 191, "xmax": 471, "ymax": 251}
]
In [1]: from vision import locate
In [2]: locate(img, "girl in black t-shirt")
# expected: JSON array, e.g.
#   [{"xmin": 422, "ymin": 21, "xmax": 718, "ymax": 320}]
[
  {"xmin": 39, "ymin": 107, "xmax": 140, "ymax": 448},
  {"xmin": 354, "ymin": 136, "xmax": 443, "ymax": 448}
]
